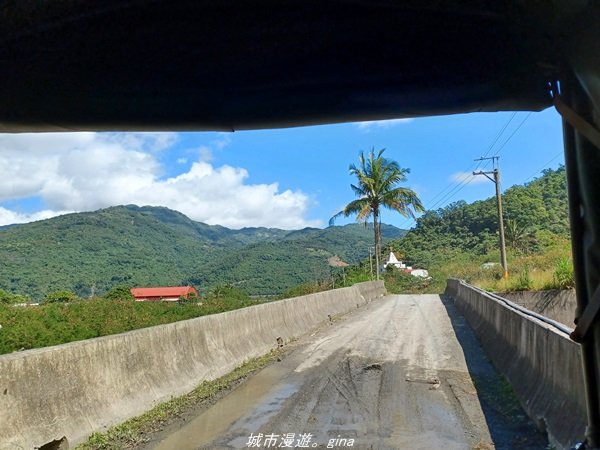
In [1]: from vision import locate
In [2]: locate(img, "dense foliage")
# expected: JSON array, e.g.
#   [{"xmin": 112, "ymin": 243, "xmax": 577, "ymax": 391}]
[
  {"xmin": 393, "ymin": 167, "xmax": 568, "ymax": 264},
  {"xmin": 0, "ymin": 289, "xmax": 28, "ymax": 305},
  {"xmin": 385, "ymin": 166, "xmax": 572, "ymax": 292},
  {"xmin": 0, "ymin": 205, "xmax": 405, "ymax": 299},
  {"xmin": 0, "ymin": 286, "xmax": 256, "ymax": 354}
]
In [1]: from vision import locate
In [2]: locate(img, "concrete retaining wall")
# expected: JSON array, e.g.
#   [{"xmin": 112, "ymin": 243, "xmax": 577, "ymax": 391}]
[
  {"xmin": 0, "ymin": 281, "xmax": 385, "ymax": 450},
  {"xmin": 495, "ymin": 289, "xmax": 577, "ymax": 328},
  {"xmin": 446, "ymin": 279, "xmax": 585, "ymax": 449}
]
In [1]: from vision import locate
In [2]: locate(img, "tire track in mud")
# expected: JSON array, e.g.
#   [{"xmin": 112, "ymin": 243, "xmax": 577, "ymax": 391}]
[{"xmin": 146, "ymin": 295, "xmax": 546, "ymax": 450}]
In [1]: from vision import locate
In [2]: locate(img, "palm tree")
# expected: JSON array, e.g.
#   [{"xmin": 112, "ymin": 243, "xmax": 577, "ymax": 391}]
[
  {"xmin": 505, "ymin": 219, "xmax": 536, "ymax": 253},
  {"xmin": 329, "ymin": 148, "xmax": 424, "ymax": 279}
]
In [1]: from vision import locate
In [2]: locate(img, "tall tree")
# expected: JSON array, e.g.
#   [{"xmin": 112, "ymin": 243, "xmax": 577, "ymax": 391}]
[{"xmin": 330, "ymin": 148, "xmax": 423, "ymax": 278}]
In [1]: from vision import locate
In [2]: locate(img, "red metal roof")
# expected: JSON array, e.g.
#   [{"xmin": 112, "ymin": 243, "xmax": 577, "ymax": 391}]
[{"xmin": 130, "ymin": 286, "xmax": 197, "ymax": 298}]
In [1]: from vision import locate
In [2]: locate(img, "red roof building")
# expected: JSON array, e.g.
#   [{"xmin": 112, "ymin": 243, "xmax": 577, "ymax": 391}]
[{"xmin": 130, "ymin": 286, "xmax": 198, "ymax": 302}]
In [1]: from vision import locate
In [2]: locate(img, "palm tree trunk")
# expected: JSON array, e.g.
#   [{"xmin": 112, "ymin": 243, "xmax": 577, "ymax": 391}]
[{"xmin": 374, "ymin": 209, "xmax": 380, "ymax": 280}]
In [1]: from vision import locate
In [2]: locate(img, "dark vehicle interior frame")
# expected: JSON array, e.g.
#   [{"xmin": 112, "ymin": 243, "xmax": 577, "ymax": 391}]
[{"xmin": 1, "ymin": 1, "xmax": 599, "ymax": 447}]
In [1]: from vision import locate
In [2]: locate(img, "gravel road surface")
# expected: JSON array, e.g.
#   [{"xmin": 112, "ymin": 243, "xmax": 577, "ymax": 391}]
[{"xmin": 147, "ymin": 294, "xmax": 546, "ymax": 450}]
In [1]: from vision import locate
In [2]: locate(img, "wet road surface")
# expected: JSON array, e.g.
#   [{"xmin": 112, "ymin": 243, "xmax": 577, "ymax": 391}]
[{"xmin": 146, "ymin": 294, "xmax": 546, "ymax": 450}]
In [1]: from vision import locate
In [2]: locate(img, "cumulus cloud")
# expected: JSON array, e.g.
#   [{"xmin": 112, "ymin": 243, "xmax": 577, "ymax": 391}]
[
  {"xmin": 102, "ymin": 132, "xmax": 178, "ymax": 153},
  {"xmin": 449, "ymin": 171, "xmax": 490, "ymax": 185},
  {"xmin": 354, "ymin": 118, "xmax": 414, "ymax": 132},
  {"xmin": 0, "ymin": 133, "xmax": 320, "ymax": 229},
  {"xmin": 0, "ymin": 207, "xmax": 72, "ymax": 226}
]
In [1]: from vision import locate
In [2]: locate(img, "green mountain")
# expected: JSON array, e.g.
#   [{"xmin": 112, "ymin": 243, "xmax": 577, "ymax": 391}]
[
  {"xmin": 188, "ymin": 222, "xmax": 405, "ymax": 295},
  {"xmin": 393, "ymin": 166, "xmax": 569, "ymax": 266},
  {"xmin": 0, "ymin": 205, "xmax": 406, "ymax": 299}
]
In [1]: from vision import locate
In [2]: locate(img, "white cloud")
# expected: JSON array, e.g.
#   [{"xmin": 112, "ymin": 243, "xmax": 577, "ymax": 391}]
[
  {"xmin": 198, "ymin": 146, "xmax": 213, "ymax": 162},
  {"xmin": 354, "ymin": 118, "xmax": 414, "ymax": 132},
  {"xmin": 449, "ymin": 171, "xmax": 490, "ymax": 185},
  {"xmin": 0, "ymin": 133, "xmax": 320, "ymax": 229},
  {"xmin": 212, "ymin": 133, "xmax": 232, "ymax": 150},
  {"xmin": 102, "ymin": 132, "xmax": 178, "ymax": 153},
  {"xmin": 0, "ymin": 207, "xmax": 72, "ymax": 226},
  {"xmin": 176, "ymin": 157, "xmax": 188, "ymax": 164}
]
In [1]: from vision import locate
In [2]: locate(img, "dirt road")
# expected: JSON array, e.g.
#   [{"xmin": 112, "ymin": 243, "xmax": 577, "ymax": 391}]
[{"xmin": 146, "ymin": 294, "xmax": 546, "ymax": 449}]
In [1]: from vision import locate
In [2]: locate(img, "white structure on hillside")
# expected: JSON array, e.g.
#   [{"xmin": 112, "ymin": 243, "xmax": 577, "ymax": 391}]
[
  {"xmin": 383, "ymin": 252, "xmax": 429, "ymax": 278},
  {"xmin": 384, "ymin": 251, "xmax": 408, "ymax": 270}
]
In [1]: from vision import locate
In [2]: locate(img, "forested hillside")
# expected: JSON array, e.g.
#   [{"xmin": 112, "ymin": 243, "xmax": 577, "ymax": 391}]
[
  {"xmin": 382, "ymin": 166, "xmax": 571, "ymax": 292},
  {"xmin": 395, "ymin": 166, "xmax": 568, "ymax": 264},
  {"xmin": 0, "ymin": 205, "xmax": 405, "ymax": 299},
  {"xmin": 188, "ymin": 223, "xmax": 404, "ymax": 294}
]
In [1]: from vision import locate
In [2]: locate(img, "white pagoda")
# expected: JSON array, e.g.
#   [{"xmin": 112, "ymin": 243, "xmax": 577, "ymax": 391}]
[{"xmin": 383, "ymin": 251, "xmax": 429, "ymax": 278}]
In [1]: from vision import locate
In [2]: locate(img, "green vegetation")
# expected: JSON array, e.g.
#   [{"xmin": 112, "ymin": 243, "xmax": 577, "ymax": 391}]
[
  {"xmin": 188, "ymin": 223, "xmax": 404, "ymax": 295},
  {"xmin": 385, "ymin": 166, "xmax": 572, "ymax": 293},
  {"xmin": 0, "ymin": 288, "xmax": 255, "ymax": 355},
  {"xmin": 45, "ymin": 290, "xmax": 79, "ymax": 303},
  {"xmin": 0, "ymin": 167, "xmax": 571, "ymax": 354},
  {"xmin": 0, "ymin": 205, "xmax": 405, "ymax": 299},
  {"xmin": 383, "ymin": 266, "xmax": 433, "ymax": 294},
  {"xmin": 104, "ymin": 286, "xmax": 135, "ymax": 301},
  {"xmin": 76, "ymin": 351, "xmax": 279, "ymax": 450},
  {"xmin": 330, "ymin": 148, "xmax": 423, "ymax": 275},
  {"xmin": 1, "ymin": 278, "xmax": 380, "ymax": 355},
  {"xmin": 0, "ymin": 289, "xmax": 29, "ymax": 305},
  {"xmin": 513, "ymin": 266, "xmax": 534, "ymax": 291},
  {"xmin": 551, "ymin": 256, "xmax": 575, "ymax": 290}
]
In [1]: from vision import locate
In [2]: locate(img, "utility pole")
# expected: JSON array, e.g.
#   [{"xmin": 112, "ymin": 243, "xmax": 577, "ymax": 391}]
[
  {"xmin": 368, "ymin": 246, "xmax": 374, "ymax": 280},
  {"xmin": 473, "ymin": 156, "xmax": 508, "ymax": 279}
]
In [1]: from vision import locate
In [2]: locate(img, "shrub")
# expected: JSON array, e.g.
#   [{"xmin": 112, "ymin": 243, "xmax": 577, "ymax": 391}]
[
  {"xmin": 45, "ymin": 290, "xmax": 79, "ymax": 303},
  {"xmin": 510, "ymin": 266, "xmax": 534, "ymax": 291},
  {"xmin": 553, "ymin": 257, "xmax": 575, "ymax": 289},
  {"xmin": 104, "ymin": 285, "xmax": 134, "ymax": 301},
  {"xmin": 384, "ymin": 268, "xmax": 432, "ymax": 294},
  {"xmin": 277, "ymin": 283, "xmax": 324, "ymax": 299},
  {"xmin": 0, "ymin": 289, "xmax": 30, "ymax": 305},
  {"xmin": 0, "ymin": 290, "xmax": 256, "ymax": 354}
]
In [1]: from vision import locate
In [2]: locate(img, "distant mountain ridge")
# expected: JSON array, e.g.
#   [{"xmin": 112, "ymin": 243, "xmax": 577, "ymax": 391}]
[{"xmin": 0, "ymin": 205, "xmax": 406, "ymax": 298}]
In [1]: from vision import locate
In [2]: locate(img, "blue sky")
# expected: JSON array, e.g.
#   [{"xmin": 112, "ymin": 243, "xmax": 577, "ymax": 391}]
[{"xmin": 0, "ymin": 108, "xmax": 564, "ymax": 229}]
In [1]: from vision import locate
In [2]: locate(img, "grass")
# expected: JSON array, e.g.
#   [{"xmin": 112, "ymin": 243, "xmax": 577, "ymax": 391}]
[
  {"xmin": 455, "ymin": 237, "xmax": 573, "ymax": 293},
  {"xmin": 76, "ymin": 351, "xmax": 280, "ymax": 450},
  {"xmin": 0, "ymin": 295, "xmax": 255, "ymax": 355},
  {"xmin": 0, "ymin": 277, "xmax": 373, "ymax": 355}
]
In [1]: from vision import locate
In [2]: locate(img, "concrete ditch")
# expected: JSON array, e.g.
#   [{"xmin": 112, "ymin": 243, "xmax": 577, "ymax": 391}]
[
  {"xmin": 0, "ymin": 281, "xmax": 385, "ymax": 450},
  {"xmin": 446, "ymin": 279, "xmax": 586, "ymax": 449},
  {"xmin": 495, "ymin": 289, "xmax": 577, "ymax": 328}
]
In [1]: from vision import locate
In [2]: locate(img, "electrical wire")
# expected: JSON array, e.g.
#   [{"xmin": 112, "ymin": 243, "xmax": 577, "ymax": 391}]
[
  {"xmin": 520, "ymin": 152, "xmax": 563, "ymax": 184},
  {"xmin": 397, "ymin": 112, "xmax": 530, "ymax": 230},
  {"xmin": 422, "ymin": 112, "xmax": 518, "ymax": 209},
  {"xmin": 427, "ymin": 113, "xmax": 531, "ymax": 210},
  {"xmin": 492, "ymin": 112, "xmax": 532, "ymax": 156}
]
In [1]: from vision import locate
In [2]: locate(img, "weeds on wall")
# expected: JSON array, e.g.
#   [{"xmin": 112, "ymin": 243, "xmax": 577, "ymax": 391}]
[
  {"xmin": 511, "ymin": 266, "xmax": 534, "ymax": 291},
  {"xmin": 551, "ymin": 257, "xmax": 575, "ymax": 290}
]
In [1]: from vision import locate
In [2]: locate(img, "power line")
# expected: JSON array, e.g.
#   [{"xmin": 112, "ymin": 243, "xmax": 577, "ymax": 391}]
[
  {"xmin": 397, "ymin": 113, "xmax": 530, "ymax": 230},
  {"xmin": 427, "ymin": 113, "xmax": 531, "ymax": 210},
  {"xmin": 520, "ymin": 152, "xmax": 563, "ymax": 184},
  {"xmin": 424, "ymin": 152, "xmax": 498, "ymax": 213},
  {"xmin": 483, "ymin": 112, "xmax": 518, "ymax": 158},
  {"xmin": 419, "ymin": 113, "xmax": 518, "ymax": 210},
  {"xmin": 492, "ymin": 112, "xmax": 532, "ymax": 156}
]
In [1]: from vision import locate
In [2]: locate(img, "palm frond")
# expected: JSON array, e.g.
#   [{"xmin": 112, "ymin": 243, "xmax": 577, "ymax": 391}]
[
  {"xmin": 329, "ymin": 198, "xmax": 370, "ymax": 226},
  {"xmin": 350, "ymin": 183, "xmax": 366, "ymax": 197},
  {"xmin": 335, "ymin": 148, "xmax": 423, "ymax": 228}
]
